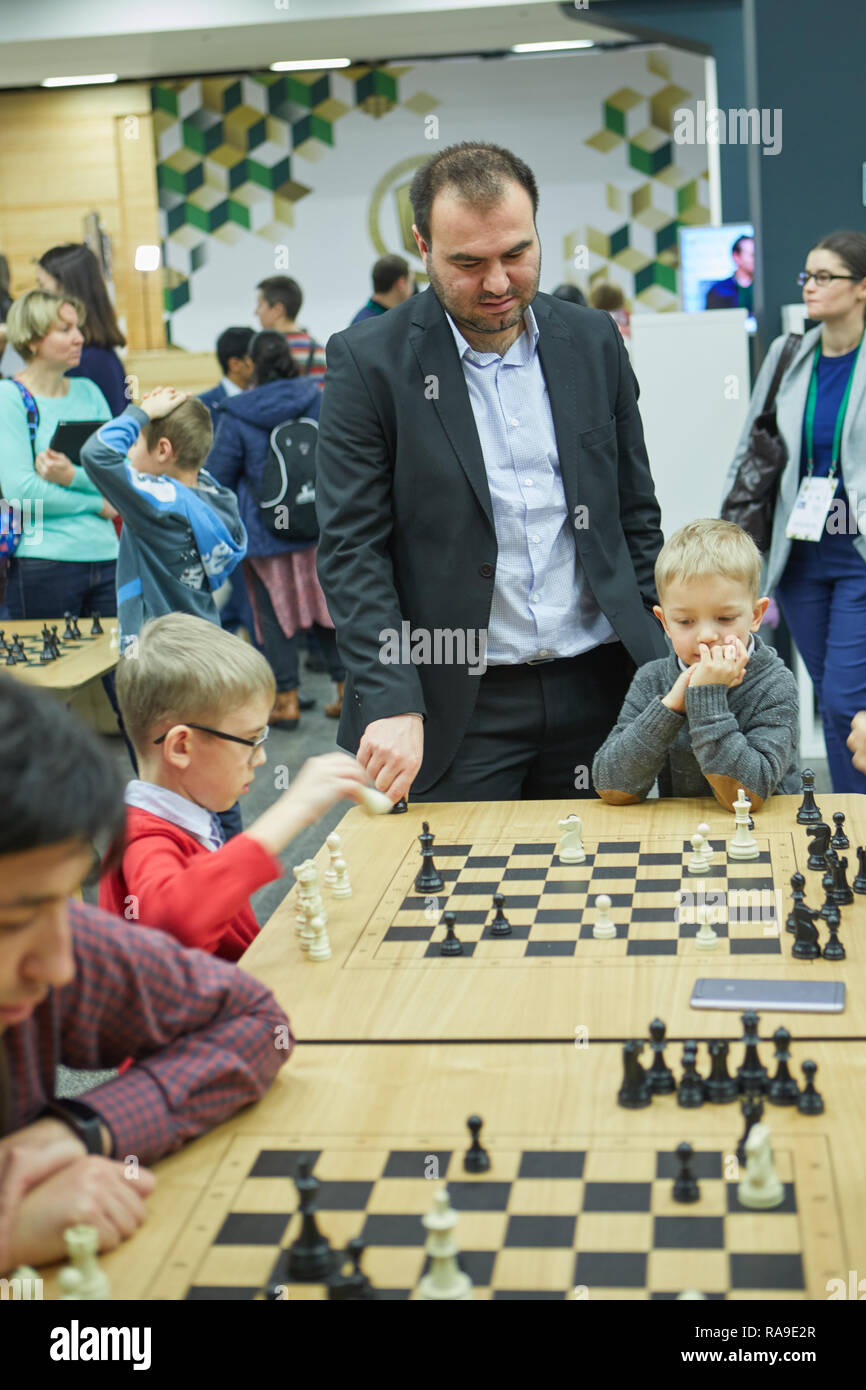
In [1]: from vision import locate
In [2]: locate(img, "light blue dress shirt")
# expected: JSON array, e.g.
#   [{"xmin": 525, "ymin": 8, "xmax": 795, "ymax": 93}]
[
  {"xmin": 124, "ymin": 779, "xmax": 224, "ymax": 852},
  {"xmin": 445, "ymin": 305, "xmax": 616, "ymax": 664}
]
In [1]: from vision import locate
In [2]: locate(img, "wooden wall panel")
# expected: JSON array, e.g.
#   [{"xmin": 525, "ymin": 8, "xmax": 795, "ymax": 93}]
[{"xmin": 0, "ymin": 83, "xmax": 165, "ymax": 351}]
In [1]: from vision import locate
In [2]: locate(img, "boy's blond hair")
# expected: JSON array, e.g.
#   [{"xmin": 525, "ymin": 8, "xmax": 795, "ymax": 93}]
[
  {"xmin": 142, "ymin": 397, "xmax": 213, "ymax": 475},
  {"xmin": 6, "ymin": 289, "xmax": 86, "ymax": 360},
  {"xmin": 116, "ymin": 613, "xmax": 275, "ymax": 752},
  {"xmin": 655, "ymin": 519, "xmax": 761, "ymax": 603}
]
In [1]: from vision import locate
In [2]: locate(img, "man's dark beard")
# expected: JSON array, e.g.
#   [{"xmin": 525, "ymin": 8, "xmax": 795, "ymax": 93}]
[{"xmin": 426, "ymin": 258, "xmax": 539, "ymax": 337}]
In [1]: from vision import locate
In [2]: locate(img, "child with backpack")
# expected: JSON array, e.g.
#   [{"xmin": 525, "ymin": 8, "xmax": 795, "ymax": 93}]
[{"xmin": 206, "ymin": 330, "xmax": 345, "ymax": 730}]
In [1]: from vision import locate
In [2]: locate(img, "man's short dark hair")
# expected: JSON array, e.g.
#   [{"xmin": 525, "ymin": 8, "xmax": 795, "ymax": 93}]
[
  {"xmin": 409, "ymin": 142, "xmax": 539, "ymax": 246},
  {"xmin": 551, "ymin": 283, "xmax": 587, "ymax": 307},
  {"xmin": 732, "ymin": 235, "xmax": 753, "ymax": 257},
  {"xmin": 256, "ymin": 276, "xmax": 302, "ymax": 321},
  {"xmin": 372, "ymin": 255, "xmax": 410, "ymax": 294},
  {"xmin": 216, "ymin": 326, "xmax": 254, "ymax": 375},
  {"xmin": 0, "ymin": 675, "xmax": 126, "ymax": 860}
]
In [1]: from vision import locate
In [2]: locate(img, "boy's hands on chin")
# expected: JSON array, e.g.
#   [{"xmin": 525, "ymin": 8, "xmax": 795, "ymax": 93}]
[
  {"xmin": 139, "ymin": 386, "xmax": 188, "ymax": 420},
  {"xmin": 688, "ymin": 635, "xmax": 750, "ymax": 689},
  {"xmin": 661, "ymin": 665, "xmax": 695, "ymax": 714}
]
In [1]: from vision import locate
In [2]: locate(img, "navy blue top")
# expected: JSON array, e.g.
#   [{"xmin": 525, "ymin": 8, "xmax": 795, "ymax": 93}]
[
  {"xmin": 799, "ymin": 345, "xmax": 859, "ymax": 502},
  {"xmin": 350, "ymin": 299, "xmax": 387, "ymax": 325},
  {"xmin": 66, "ymin": 345, "xmax": 128, "ymax": 416}
]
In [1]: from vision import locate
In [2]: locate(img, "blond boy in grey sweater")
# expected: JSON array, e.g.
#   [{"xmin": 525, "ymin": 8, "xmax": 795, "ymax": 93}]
[{"xmin": 592, "ymin": 519, "xmax": 799, "ymax": 811}]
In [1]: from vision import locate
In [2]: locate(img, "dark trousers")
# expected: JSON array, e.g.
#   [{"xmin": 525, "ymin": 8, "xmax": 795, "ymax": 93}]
[
  {"xmin": 776, "ymin": 534, "xmax": 866, "ymax": 795},
  {"xmin": 419, "ymin": 640, "xmax": 634, "ymax": 801},
  {"xmin": 248, "ymin": 567, "xmax": 344, "ymax": 690},
  {"xmin": 4, "ymin": 556, "xmax": 117, "ymax": 621}
]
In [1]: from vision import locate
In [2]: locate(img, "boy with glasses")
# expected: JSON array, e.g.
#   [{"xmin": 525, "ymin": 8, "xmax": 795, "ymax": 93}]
[{"xmin": 99, "ymin": 613, "xmax": 373, "ymax": 959}]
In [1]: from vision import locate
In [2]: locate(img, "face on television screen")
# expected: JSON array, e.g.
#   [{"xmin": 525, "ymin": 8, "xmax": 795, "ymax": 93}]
[{"xmin": 680, "ymin": 223, "xmax": 757, "ymax": 332}]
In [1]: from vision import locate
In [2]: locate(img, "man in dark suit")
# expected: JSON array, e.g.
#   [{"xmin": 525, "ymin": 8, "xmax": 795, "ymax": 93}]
[{"xmin": 316, "ymin": 141, "xmax": 667, "ymax": 804}]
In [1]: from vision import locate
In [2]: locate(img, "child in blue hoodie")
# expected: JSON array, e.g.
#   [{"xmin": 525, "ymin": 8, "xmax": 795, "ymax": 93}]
[
  {"xmin": 81, "ymin": 387, "xmax": 247, "ymax": 652},
  {"xmin": 82, "ymin": 387, "xmax": 249, "ymax": 839}
]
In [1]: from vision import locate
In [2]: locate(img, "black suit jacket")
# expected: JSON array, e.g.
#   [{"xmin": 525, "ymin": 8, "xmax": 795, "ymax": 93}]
[{"xmin": 315, "ymin": 287, "xmax": 667, "ymax": 793}]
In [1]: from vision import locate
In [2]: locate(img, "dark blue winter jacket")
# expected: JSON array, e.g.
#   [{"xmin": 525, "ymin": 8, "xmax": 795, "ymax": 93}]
[{"xmin": 206, "ymin": 378, "xmax": 322, "ymax": 558}]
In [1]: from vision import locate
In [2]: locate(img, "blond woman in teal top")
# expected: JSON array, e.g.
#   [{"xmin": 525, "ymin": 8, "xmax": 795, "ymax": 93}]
[{"xmin": 0, "ymin": 289, "xmax": 118, "ymax": 621}]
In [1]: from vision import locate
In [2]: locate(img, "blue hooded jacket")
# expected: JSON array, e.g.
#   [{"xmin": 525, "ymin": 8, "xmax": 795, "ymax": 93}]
[{"xmin": 206, "ymin": 377, "xmax": 323, "ymax": 558}]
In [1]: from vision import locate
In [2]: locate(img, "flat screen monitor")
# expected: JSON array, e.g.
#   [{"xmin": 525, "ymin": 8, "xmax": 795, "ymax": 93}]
[{"xmin": 679, "ymin": 222, "xmax": 756, "ymax": 333}]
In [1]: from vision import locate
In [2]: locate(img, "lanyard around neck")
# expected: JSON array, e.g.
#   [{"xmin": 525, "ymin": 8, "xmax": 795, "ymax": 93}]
[{"xmin": 804, "ymin": 334, "xmax": 863, "ymax": 477}]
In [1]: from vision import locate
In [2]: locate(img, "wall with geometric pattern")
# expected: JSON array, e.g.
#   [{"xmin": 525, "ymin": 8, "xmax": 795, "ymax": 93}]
[{"xmin": 150, "ymin": 48, "xmax": 713, "ymax": 351}]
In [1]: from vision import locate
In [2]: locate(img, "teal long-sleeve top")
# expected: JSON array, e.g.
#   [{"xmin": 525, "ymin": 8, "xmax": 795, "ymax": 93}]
[{"xmin": 0, "ymin": 376, "xmax": 119, "ymax": 561}]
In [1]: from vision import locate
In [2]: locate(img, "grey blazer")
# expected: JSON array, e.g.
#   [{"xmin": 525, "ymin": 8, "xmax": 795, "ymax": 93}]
[{"xmin": 722, "ymin": 326, "xmax": 866, "ymax": 595}]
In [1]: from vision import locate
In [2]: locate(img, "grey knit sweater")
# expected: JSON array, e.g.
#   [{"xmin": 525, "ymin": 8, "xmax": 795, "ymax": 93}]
[{"xmin": 592, "ymin": 635, "xmax": 800, "ymax": 801}]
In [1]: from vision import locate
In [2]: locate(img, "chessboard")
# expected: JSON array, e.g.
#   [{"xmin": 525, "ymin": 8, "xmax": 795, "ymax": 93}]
[
  {"xmin": 349, "ymin": 834, "xmax": 800, "ymax": 969},
  {"xmin": 0, "ymin": 617, "xmax": 119, "ymax": 692},
  {"xmin": 145, "ymin": 1127, "xmax": 843, "ymax": 1301}
]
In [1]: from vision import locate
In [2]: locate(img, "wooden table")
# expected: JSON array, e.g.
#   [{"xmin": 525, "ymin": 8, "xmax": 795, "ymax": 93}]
[
  {"xmin": 242, "ymin": 794, "xmax": 866, "ymax": 1042},
  {"xmin": 1, "ymin": 617, "xmax": 119, "ymax": 695},
  {"xmin": 42, "ymin": 1041, "xmax": 865, "ymax": 1301}
]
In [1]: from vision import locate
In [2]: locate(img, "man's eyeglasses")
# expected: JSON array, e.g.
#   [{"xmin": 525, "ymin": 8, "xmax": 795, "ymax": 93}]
[
  {"xmin": 797, "ymin": 271, "xmax": 859, "ymax": 288},
  {"xmin": 153, "ymin": 722, "xmax": 270, "ymax": 750}
]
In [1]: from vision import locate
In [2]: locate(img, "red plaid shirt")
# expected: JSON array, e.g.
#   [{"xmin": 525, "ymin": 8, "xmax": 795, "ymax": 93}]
[{"xmin": 4, "ymin": 900, "xmax": 293, "ymax": 1164}]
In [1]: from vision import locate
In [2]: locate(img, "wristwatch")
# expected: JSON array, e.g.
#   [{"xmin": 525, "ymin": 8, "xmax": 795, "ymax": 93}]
[{"xmin": 40, "ymin": 1098, "xmax": 105, "ymax": 1155}]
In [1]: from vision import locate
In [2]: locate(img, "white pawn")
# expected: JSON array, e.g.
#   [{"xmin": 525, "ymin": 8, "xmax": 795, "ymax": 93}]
[
  {"xmin": 694, "ymin": 904, "xmax": 719, "ymax": 951},
  {"xmin": 687, "ymin": 831, "xmax": 710, "ymax": 875},
  {"xmin": 59, "ymin": 1225, "xmax": 110, "ymax": 1300},
  {"xmin": 592, "ymin": 893, "xmax": 617, "ymax": 940},
  {"xmin": 737, "ymin": 1123, "xmax": 784, "ymax": 1209},
  {"xmin": 415, "ymin": 1187, "xmax": 473, "ymax": 1301},
  {"xmin": 557, "ymin": 814, "xmax": 586, "ymax": 864},
  {"xmin": 697, "ymin": 822, "xmax": 713, "ymax": 864},
  {"xmin": 324, "ymin": 832, "xmax": 341, "ymax": 886},
  {"xmin": 331, "ymin": 855, "xmax": 352, "ymax": 898},
  {"xmin": 307, "ymin": 910, "xmax": 332, "ymax": 962}
]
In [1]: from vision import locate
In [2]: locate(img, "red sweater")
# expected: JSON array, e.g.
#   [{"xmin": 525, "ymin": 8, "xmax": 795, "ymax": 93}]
[{"xmin": 99, "ymin": 808, "xmax": 284, "ymax": 962}]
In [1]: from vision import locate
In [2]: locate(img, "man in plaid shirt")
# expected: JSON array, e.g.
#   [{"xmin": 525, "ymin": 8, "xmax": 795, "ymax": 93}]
[{"xmin": 0, "ymin": 674, "xmax": 291, "ymax": 1272}]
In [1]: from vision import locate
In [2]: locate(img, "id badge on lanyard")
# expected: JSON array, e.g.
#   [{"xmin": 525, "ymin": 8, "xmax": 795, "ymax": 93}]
[
  {"xmin": 784, "ymin": 336, "xmax": 862, "ymax": 542},
  {"xmin": 785, "ymin": 475, "xmax": 837, "ymax": 540}
]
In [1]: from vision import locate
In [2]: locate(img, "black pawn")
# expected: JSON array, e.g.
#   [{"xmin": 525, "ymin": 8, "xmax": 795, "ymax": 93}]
[
  {"xmin": 677, "ymin": 1040, "xmax": 704, "ymax": 1108},
  {"xmin": 854, "ymin": 846, "xmax": 866, "ymax": 894},
  {"xmin": 647, "ymin": 1018, "xmax": 676, "ymax": 1095},
  {"xmin": 464, "ymin": 1115, "xmax": 491, "ymax": 1173},
  {"xmin": 71, "ymin": 616, "xmax": 81, "ymax": 639},
  {"xmin": 617, "ymin": 1040, "xmax": 652, "ymax": 1109},
  {"xmin": 672, "ymin": 1142, "xmax": 700, "ymax": 1204},
  {"xmin": 792, "ymin": 904, "xmax": 822, "ymax": 959},
  {"xmin": 736, "ymin": 1091, "xmax": 764, "ymax": 1165},
  {"xmin": 415, "ymin": 820, "xmax": 444, "ymax": 894},
  {"xmin": 64, "ymin": 612, "xmax": 76, "ymax": 640},
  {"xmin": 818, "ymin": 883, "xmax": 840, "ymax": 930},
  {"xmin": 785, "ymin": 873, "xmax": 806, "ymax": 933},
  {"xmin": 4, "ymin": 644, "xmax": 14, "ymax": 667},
  {"xmin": 797, "ymin": 1060, "xmax": 824, "ymax": 1115},
  {"xmin": 704, "ymin": 1040, "xmax": 738, "ymax": 1104},
  {"xmin": 831, "ymin": 854, "xmax": 853, "ymax": 906},
  {"xmin": 489, "ymin": 892, "xmax": 512, "ymax": 938},
  {"xmin": 287, "ymin": 1156, "xmax": 333, "ymax": 1281},
  {"xmin": 806, "ymin": 823, "xmax": 831, "ymax": 872},
  {"xmin": 90, "ymin": 612, "xmax": 103, "ymax": 636},
  {"xmin": 831, "ymin": 812, "xmax": 849, "ymax": 850},
  {"xmin": 736, "ymin": 1011, "xmax": 768, "ymax": 1094},
  {"xmin": 796, "ymin": 768, "xmax": 822, "ymax": 824},
  {"xmin": 767, "ymin": 1027, "xmax": 800, "ymax": 1105},
  {"xmin": 328, "ymin": 1239, "xmax": 377, "ymax": 1300},
  {"xmin": 823, "ymin": 918, "xmax": 845, "ymax": 960},
  {"xmin": 440, "ymin": 911, "xmax": 463, "ymax": 956},
  {"xmin": 390, "ymin": 798, "xmax": 408, "ymax": 814}
]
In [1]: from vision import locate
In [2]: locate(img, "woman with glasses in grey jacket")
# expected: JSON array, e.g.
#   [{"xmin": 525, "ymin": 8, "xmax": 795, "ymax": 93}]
[{"xmin": 723, "ymin": 230, "xmax": 866, "ymax": 793}]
